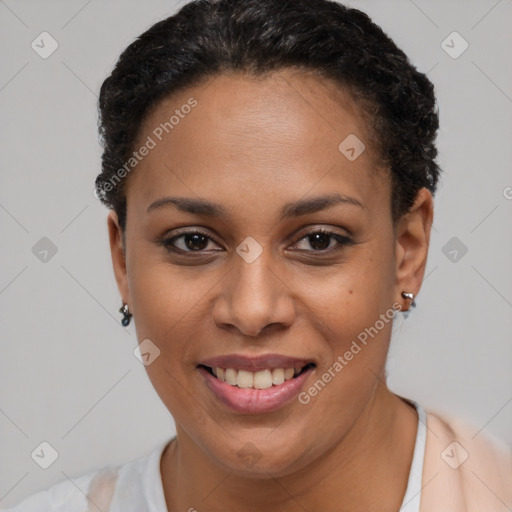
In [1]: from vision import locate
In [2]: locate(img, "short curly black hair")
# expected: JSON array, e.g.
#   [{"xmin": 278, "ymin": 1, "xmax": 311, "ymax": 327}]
[{"xmin": 96, "ymin": 0, "xmax": 441, "ymax": 232}]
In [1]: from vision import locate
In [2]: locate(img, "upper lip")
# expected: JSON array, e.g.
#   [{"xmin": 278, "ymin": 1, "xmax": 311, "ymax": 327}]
[{"xmin": 198, "ymin": 353, "xmax": 316, "ymax": 372}]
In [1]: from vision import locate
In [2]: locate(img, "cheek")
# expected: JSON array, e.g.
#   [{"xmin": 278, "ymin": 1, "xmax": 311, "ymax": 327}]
[
  {"xmin": 300, "ymin": 240, "xmax": 396, "ymax": 340},
  {"xmin": 127, "ymin": 244, "xmax": 208, "ymax": 338},
  {"xmin": 298, "ymin": 281, "xmax": 396, "ymax": 442},
  {"xmin": 129, "ymin": 283, "xmax": 202, "ymax": 422},
  {"xmin": 126, "ymin": 252, "xmax": 192, "ymax": 387},
  {"xmin": 126, "ymin": 245, "xmax": 231, "ymax": 406},
  {"xmin": 299, "ymin": 240, "xmax": 397, "ymax": 394},
  {"xmin": 309, "ymin": 280, "xmax": 394, "ymax": 394}
]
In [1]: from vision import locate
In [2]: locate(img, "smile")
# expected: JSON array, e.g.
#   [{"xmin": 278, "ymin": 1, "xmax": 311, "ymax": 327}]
[
  {"xmin": 197, "ymin": 357, "xmax": 316, "ymax": 414},
  {"xmin": 201, "ymin": 364, "xmax": 315, "ymax": 390}
]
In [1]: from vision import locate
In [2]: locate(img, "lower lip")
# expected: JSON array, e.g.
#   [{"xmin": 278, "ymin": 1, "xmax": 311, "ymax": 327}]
[{"xmin": 198, "ymin": 366, "xmax": 315, "ymax": 414}]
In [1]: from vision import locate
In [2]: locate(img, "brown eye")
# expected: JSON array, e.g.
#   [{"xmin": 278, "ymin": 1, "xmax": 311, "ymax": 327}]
[
  {"xmin": 293, "ymin": 230, "xmax": 352, "ymax": 253},
  {"xmin": 306, "ymin": 232, "xmax": 332, "ymax": 250},
  {"xmin": 162, "ymin": 230, "xmax": 221, "ymax": 253},
  {"xmin": 181, "ymin": 233, "xmax": 210, "ymax": 251}
]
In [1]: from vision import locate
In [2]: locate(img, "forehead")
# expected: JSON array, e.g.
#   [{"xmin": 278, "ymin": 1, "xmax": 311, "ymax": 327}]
[{"xmin": 125, "ymin": 69, "xmax": 390, "ymax": 221}]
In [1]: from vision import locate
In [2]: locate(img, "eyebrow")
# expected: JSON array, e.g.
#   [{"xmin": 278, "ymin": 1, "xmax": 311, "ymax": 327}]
[{"xmin": 146, "ymin": 193, "xmax": 366, "ymax": 220}]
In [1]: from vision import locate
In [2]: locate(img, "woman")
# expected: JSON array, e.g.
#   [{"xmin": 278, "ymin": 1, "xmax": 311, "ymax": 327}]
[{"xmin": 6, "ymin": 0, "xmax": 511, "ymax": 511}]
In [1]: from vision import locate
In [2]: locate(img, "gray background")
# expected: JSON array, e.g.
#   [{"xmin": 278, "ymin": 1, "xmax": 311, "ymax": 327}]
[{"xmin": 1, "ymin": 0, "xmax": 511, "ymax": 507}]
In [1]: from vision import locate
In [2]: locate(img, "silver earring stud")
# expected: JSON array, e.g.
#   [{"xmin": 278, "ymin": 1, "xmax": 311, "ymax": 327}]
[{"xmin": 401, "ymin": 291, "xmax": 416, "ymax": 318}]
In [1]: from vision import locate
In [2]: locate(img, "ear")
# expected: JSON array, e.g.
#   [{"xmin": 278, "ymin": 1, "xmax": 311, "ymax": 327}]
[
  {"xmin": 394, "ymin": 187, "xmax": 434, "ymax": 309},
  {"xmin": 107, "ymin": 210, "xmax": 130, "ymax": 306}
]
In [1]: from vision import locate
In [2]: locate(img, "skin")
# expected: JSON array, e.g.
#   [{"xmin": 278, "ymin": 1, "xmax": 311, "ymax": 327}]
[{"xmin": 107, "ymin": 68, "xmax": 434, "ymax": 512}]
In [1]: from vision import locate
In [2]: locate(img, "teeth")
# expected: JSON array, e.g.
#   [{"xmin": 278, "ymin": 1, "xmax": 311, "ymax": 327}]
[
  {"xmin": 225, "ymin": 368, "xmax": 238, "ymax": 386},
  {"xmin": 253, "ymin": 369, "xmax": 273, "ymax": 389},
  {"xmin": 272, "ymin": 368, "xmax": 285, "ymax": 385},
  {"xmin": 210, "ymin": 366, "xmax": 307, "ymax": 389},
  {"xmin": 237, "ymin": 370, "xmax": 254, "ymax": 388},
  {"xmin": 284, "ymin": 368, "xmax": 295, "ymax": 380}
]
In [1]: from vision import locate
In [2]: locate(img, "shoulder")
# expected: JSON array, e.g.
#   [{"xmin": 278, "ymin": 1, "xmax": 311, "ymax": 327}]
[
  {"xmin": 2, "ymin": 467, "xmax": 118, "ymax": 512},
  {"xmin": 420, "ymin": 408, "xmax": 512, "ymax": 512},
  {"xmin": 2, "ymin": 440, "xmax": 170, "ymax": 512}
]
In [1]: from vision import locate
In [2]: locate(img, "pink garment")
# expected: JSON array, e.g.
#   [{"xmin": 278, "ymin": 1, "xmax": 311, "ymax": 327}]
[
  {"xmin": 82, "ymin": 468, "xmax": 117, "ymax": 512},
  {"xmin": 420, "ymin": 411, "xmax": 512, "ymax": 511}
]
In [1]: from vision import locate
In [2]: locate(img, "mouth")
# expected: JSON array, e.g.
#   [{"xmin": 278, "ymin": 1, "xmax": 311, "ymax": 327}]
[
  {"xmin": 198, "ymin": 363, "xmax": 316, "ymax": 390},
  {"xmin": 196, "ymin": 356, "xmax": 316, "ymax": 414}
]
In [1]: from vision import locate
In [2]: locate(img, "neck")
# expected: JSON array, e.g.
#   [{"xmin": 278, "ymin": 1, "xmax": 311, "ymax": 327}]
[{"xmin": 160, "ymin": 385, "xmax": 418, "ymax": 512}]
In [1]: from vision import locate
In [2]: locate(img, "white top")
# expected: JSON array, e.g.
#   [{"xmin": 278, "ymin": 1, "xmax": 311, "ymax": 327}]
[
  {"xmin": 3, "ymin": 402, "xmax": 427, "ymax": 512},
  {"xmin": 400, "ymin": 400, "xmax": 427, "ymax": 512}
]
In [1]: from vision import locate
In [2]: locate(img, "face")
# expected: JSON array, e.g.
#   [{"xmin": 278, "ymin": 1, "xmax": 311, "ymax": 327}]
[{"xmin": 108, "ymin": 69, "xmax": 432, "ymax": 477}]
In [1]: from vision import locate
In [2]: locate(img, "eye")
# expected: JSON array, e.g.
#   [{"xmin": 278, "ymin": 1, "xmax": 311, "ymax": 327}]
[
  {"xmin": 162, "ymin": 230, "xmax": 222, "ymax": 253},
  {"xmin": 292, "ymin": 229, "xmax": 352, "ymax": 252}
]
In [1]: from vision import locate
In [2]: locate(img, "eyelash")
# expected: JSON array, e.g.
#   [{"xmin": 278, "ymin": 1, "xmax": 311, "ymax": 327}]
[{"xmin": 160, "ymin": 227, "xmax": 353, "ymax": 256}]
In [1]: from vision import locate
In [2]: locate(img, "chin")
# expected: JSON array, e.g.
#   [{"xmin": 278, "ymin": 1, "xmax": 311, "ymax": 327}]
[{"xmin": 208, "ymin": 431, "xmax": 316, "ymax": 478}]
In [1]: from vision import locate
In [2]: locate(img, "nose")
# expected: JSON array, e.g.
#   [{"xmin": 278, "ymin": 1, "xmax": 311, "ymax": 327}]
[{"xmin": 212, "ymin": 254, "xmax": 296, "ymax": 338}]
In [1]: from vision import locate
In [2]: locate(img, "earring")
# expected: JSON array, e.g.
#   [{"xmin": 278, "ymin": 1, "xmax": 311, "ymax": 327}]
[
  {"xmin": 119, "ymin": 303, "xmax": 132, "ymax": 327},
  {"xmin": 400, "ymin": 291, "xmax": 416, "ymax": 319}
]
